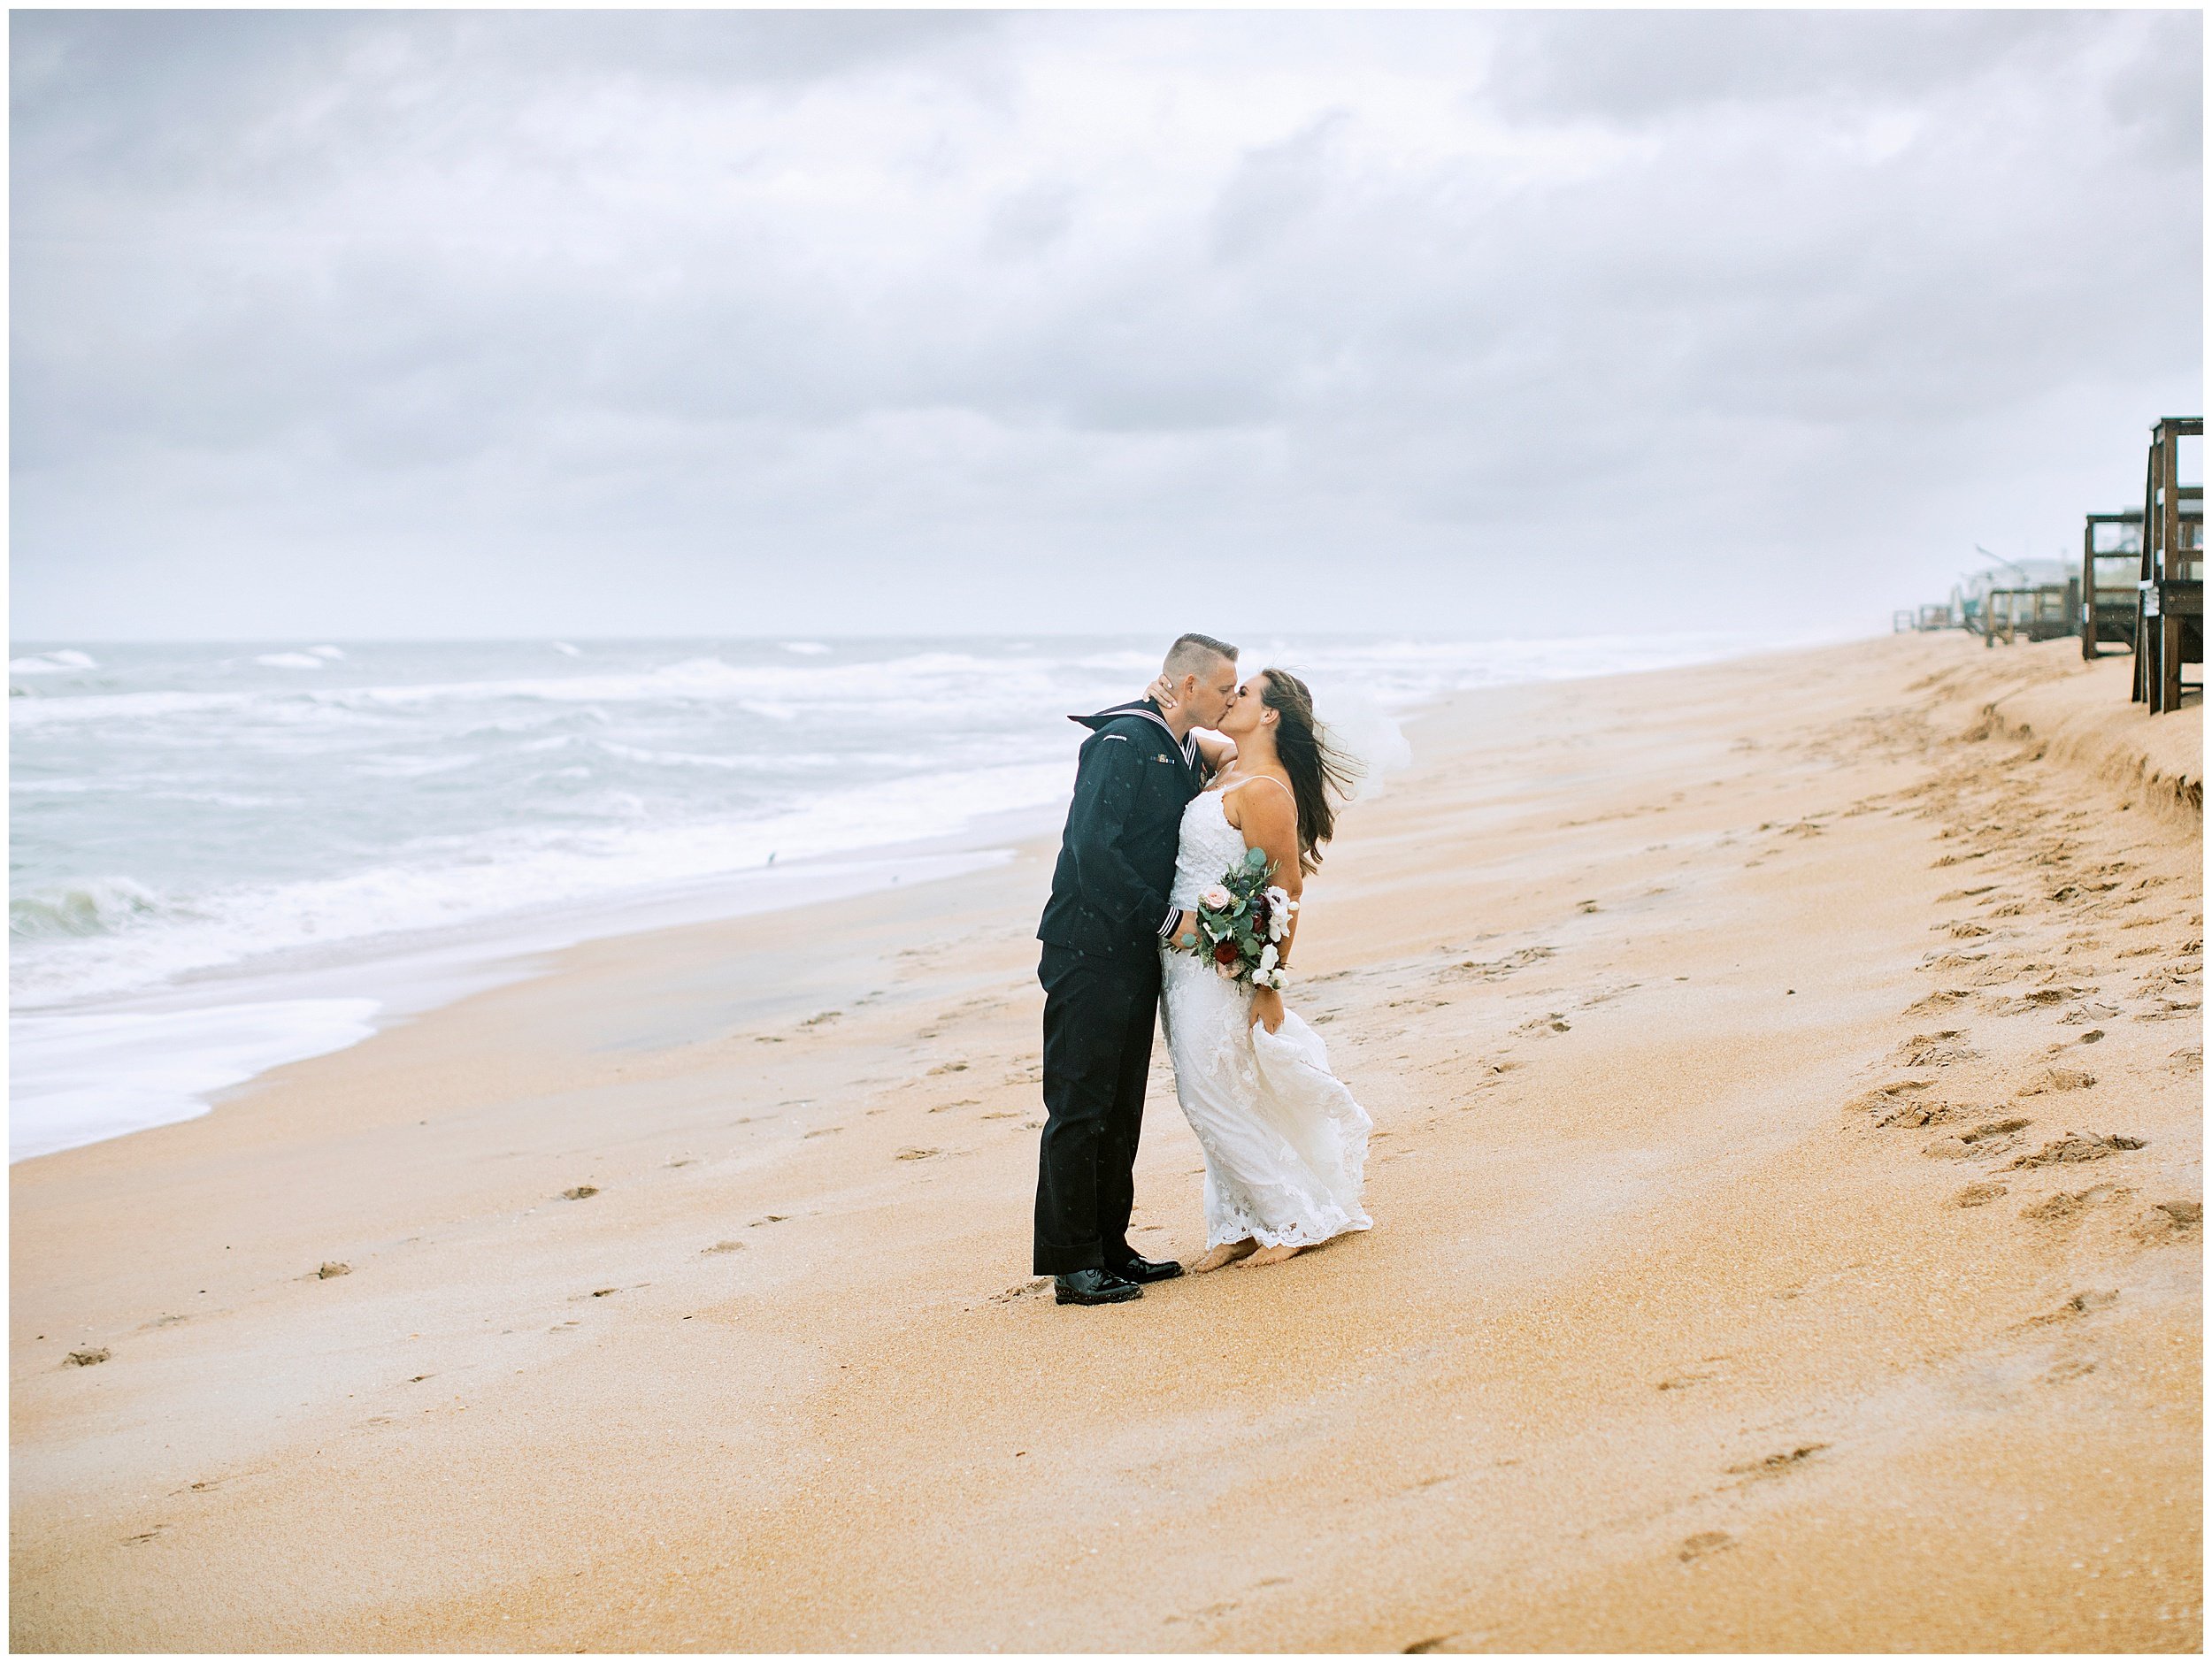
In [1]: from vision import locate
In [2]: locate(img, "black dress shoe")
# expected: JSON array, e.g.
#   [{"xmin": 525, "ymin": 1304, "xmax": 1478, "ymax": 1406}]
[
  {"xmin": 1055, "ymin": 1268, "xmax": 1143, "ymax": 1306},
  {"xmin": 1106, "ymin": 1254, "xmax": 1185, "ymax": 1284}
]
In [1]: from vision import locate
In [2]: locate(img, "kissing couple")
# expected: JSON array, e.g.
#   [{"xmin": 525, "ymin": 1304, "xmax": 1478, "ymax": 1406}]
[{"xmin": 1032, "ymin": 632, "xmax": 1374, "ymax": 1307}]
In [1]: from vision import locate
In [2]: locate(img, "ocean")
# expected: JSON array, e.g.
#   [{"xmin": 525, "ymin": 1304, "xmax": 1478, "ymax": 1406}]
[{"xmin": 10, "ymin": 632, "xmax": 1797, "ymax": 1159}]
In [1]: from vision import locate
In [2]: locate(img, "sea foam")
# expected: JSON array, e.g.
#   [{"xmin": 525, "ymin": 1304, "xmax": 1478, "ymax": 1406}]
[{"xmin": 12, "ymin": 630, "xmax": 1831, "ymax": 1160}]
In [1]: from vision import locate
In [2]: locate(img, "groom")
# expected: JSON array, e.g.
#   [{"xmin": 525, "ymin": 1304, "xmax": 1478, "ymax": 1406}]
[{"xmin": 1033, "ymin": 632, "xmax": 1240, "ymax": 1306}]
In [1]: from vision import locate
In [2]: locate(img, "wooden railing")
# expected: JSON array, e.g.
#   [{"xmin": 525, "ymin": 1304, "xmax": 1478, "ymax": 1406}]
[{"xmin": 2132, "ymin": 417, "xmax": 2203, "ymax": 713}]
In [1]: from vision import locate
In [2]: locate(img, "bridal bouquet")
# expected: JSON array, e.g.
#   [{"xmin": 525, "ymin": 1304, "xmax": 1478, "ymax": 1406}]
[{"xmin": 1188, "ymin": 847, "xmax": 1296, "ymax": 991}]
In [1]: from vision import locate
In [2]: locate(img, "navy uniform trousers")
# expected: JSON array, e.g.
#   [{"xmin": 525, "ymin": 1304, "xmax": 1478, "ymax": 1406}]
[{"xmin": 1031, "ymin": 944, "xmax": 1162, "ymax": 1276}]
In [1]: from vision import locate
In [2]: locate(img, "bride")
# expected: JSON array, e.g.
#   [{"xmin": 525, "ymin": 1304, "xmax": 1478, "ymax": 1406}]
[{"xmin": 1154, "ymin": 667, "xmax": 1373, "ymax": 1271}]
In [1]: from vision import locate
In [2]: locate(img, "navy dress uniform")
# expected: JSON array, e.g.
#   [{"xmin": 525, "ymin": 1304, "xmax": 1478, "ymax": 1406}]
[{"xmin": 1032, "ymin": 697, "xmax": 1206, "ymax": 1282}]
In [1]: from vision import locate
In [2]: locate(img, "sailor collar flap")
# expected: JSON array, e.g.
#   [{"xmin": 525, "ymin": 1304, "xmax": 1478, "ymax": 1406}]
[{"xmin": 1071, "ymin": 700, "xmax": 1196, "ymax": 770}]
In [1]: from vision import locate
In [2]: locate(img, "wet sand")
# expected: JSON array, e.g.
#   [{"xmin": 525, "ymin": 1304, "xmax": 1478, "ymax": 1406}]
[{"xmin": 10, "ymin": 632, "xmax": 2201, "ymax": 1652}]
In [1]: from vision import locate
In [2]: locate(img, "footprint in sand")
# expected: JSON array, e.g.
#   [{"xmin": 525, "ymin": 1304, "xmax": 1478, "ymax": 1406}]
[
  {"xmin": 2134, "ymin": 999, "xmax": 2201, "ymax": 1024},
  {"xmin": 1881, "ymin": 1100, "xmax": 1966, "ymax": 1129},
  {"xmin": 2007, "ymin": 1131, "xmax": 2144, "ymax": 1169},
  {"xmin": 65, "ymin": 1348, "xmax": 111, "ymax": 1368},
  {"xmin": 1905, "ymin": 989, "xmax": 1973, "ymax": 1015},
  {"xmin": 2024, "ymin": 1289, "xmax": 2118, "ymax": 1327},
  {"xmin": 2020, "ymin": 1184, "xmax": 2133, "ymax": 1226},
  {"xmin": 702, "ymin": 1241, "xmax": 746, "ymax": 1255},
  {"xmin": 1678, "ymin": 1529, "xmax": 1735, "ymax": 1562},
  {"xmin": 561, "ymin": 1185, "xmax": 600, "ymax": 1201},
  {"xmin": 1727, "ymin": 1443, "xmax": 1828, "ymax": 1483},
  {"xmin": 1924, "ymin": 1118, "xmax": 2032, "ymax": 1160},
  {"xmin": 316, "ymin": 1261, "xmax": 351, "ymax": 1279},
  {"xmin": 1955, "ymin": 1181, "xmax": 2008, "ymax": 1207},
  {"xmin": 2015, "ymin": 1066, "xmax": 2096, "ymax": 1098},
  {"xmin": 1921, "ymin": 952, "xmax": 1989, "ymax": 974},
  {"xmin": 1847, "ymin": 1077, "xmax": 1934, "ymax": 1117},
  {"xmin": 1887, "ymin": 1031, "xmax": 1980, "ymax": 1069},
  {"xmin": 2134, "ymin": 1200, "xmax": 2202, "ymax": 1245},
  {"xmin": 1444, "ymin": 946, "xmax": 1555, "ymax": 983},
  {"xmin": 895, "ymin": 1147, "xmax": 942, "ymax": 1161}
]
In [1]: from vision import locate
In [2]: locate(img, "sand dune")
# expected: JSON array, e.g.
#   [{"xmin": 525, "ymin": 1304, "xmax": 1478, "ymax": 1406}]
[{"xmin": 10, "ymin": 633, "xmax": 2200, "ymax": 1651}]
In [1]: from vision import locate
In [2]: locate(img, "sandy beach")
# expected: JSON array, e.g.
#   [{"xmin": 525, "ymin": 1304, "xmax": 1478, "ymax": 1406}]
[{"xmin": 11, "ymin": 632, "xmax": 2201, "ymax": 1652}]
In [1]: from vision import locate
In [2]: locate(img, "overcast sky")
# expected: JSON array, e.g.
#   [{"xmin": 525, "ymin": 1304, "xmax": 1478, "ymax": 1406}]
[{"xmin": 11, "ymin": 8, "xmax": 2203, "ymax": 641}]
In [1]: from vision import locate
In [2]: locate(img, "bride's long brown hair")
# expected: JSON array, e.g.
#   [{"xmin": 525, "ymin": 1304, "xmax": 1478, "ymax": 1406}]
[{"xmin": 1257, "ymin": 669, "xmax": 1362, "ymax": 876}]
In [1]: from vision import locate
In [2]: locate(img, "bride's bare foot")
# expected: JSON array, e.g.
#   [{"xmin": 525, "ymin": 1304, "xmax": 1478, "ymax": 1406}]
[
  {"xmin": 1243, "ymin": 1242, "xmax": 1308, "ymax": 1267},
  {"xmin": 1190, "ymin": 1240, "xmax": 1256, "ymax": 1274}
]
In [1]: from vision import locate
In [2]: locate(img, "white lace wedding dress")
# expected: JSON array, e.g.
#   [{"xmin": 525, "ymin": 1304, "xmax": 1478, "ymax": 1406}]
[{"xmin": 1159, "ymin": 784, "xmax": 1372, "ymax": 1253}]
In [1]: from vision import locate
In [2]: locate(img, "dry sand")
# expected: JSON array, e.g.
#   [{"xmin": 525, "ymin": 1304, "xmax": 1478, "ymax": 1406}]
[{"xmin": 11, "ymin": 632, "xmax": 2201, "ymax": 1652}]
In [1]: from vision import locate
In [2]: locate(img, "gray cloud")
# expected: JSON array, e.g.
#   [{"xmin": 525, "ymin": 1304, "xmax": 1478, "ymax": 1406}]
[
  {"xmin": 1484, "ymin": 11, "xmax": 2085, "ymax": 125},
  {"xmin": 10, "ymin": 9, "xmax": 2200, "ymax": 640}
]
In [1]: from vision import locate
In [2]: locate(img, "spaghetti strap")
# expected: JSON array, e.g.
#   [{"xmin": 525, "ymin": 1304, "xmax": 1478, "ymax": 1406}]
[{"xmin": 1219, "ymin": 774, "xmax": 1294, "ymax": 804}]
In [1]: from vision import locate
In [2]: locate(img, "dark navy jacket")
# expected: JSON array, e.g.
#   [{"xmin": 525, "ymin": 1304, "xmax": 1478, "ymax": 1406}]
[{"xmin": 1036, "ymin": 699, "xmax": 1204, "ymax": 965}]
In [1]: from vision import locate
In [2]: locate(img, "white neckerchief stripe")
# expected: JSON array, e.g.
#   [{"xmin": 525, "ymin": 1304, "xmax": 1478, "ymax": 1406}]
[{"xmin": 1086, "ymin": 701, "xmax": 1195, "ymax": 766}]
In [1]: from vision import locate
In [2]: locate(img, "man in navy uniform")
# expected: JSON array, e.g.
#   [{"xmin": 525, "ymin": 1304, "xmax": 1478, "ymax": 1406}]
[{"xmin": 1033, "ymin": 632, "xmax": 1240, "ymax": 1305}]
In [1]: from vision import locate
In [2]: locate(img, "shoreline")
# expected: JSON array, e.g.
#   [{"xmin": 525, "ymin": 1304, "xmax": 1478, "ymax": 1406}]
[
  {"xmin": 11, "ymin": 632, "xmax": 2199, "ymax": 1652},
  {"xmin": 9, "ymin": 629, "xmax": 1855, "ymax": 1166},
  {"xmin": 8, "ymin": 841, "xmax": 1025, "ymax": 1164}
]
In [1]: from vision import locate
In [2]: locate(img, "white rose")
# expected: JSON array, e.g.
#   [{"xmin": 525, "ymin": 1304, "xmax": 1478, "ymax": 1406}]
[{"xmin": 1200, "ymin": 885, "xmax": 1233, "ymax": 911}]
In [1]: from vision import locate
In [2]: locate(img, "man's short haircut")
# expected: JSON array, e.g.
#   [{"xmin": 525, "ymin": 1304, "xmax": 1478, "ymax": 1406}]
[{"xmin": 1164, "ymin": 632, "xmax": 1239, "ymax": 677}]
